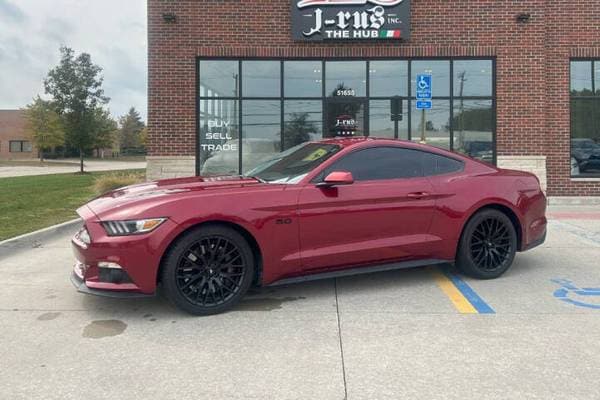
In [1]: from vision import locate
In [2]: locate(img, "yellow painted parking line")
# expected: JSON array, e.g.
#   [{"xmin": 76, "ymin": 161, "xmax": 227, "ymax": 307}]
[{"xmin": 429, "ymin": 267, "xmax": 478, "ymax": 314}]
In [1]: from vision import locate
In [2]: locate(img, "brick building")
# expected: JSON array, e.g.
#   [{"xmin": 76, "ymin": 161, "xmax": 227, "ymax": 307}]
[
  {"xmin": 147, "ymin": 0, "xmax": 600, "ymax": 202},
  {"xmin": 0, "ymin": 110, "xmax": 36, "ymax": 160}
]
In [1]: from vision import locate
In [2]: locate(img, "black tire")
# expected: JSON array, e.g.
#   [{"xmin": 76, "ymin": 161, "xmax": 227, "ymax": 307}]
[
  {"xmin": 456, "ymin": 209, "xmax": 517, "ymax": 279},
  {"xmin": 161, "ymin": 225, "xmax": 255, "ymax": 315}
]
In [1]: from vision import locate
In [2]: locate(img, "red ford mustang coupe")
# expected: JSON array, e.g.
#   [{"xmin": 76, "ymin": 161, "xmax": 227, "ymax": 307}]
[{"xmin": 71, "ymin": 138, "xmax": 547, "ymax": 315}]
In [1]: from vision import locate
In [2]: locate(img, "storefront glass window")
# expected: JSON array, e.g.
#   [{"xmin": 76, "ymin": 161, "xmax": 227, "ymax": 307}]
[
  {"xmin": 199, "ymin": 99, "xmax": 239, "ymax": 175},
  {"xmin": 453, "ymin": 100, "xmax": 494, "ymax": 163},
  {"xmin": 595, "ymin": 61, "xmax": 600, "ymax": 96},
  {"xmin": 284, "ymin": 61, "xmax": 322, "ymax": 98},
  {"xmin": 570, "ymin": 60, "xmax": 600, "ymax": 177},
  {"xmin": 242, "ymin": 61, "xmax": 280, "ymax": 97},
  {"xmin": 411, "ymin": 60, "xmax": 450, "ymax": 97},
  {"xmin": 369, "ymin": 100, "xmax": 408, "ymax": 139},
  {"xmin": 326, "ymin": 61, "xmax": 366, "ymax": 97},
  {"xmin": 242, "ymin": 100, "xmax": 281, "ymax": 172},
  {"xmin": 454, "ymin": 60, "xmax": 493, "ymax": 97},
  {"xmin": 411, "ymin": 100, "xmax": 451, "ymax": 149},
  {"xmin": 198, "ymin": 58, "xmax": 496, "ymax": 176},
  {"xmin": 199, "ymin": 60, "xmax": 239, "ymax": 98},
  {"xmin": 283, "ymin": 100, "xmax": 322, "ymax": 150},
  {"xmin": 571, "ymin": 61, "xmax": 593, "ymax": 96},
  {"xmin": 369, "ymin": 61, "xmax": 408, "ymax": 97}
]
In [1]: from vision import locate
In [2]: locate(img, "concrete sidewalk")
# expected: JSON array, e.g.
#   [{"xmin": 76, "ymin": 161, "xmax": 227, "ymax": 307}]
[
  {"xmin": 0, "ymin": 159, "xmax": 147, "ymax": 178},
  {"xmin": 0, "ymin": 211, "xmax": 599, "ymax": 399}
]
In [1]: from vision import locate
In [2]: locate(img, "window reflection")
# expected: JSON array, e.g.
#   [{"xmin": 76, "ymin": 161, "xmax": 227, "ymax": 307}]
[
  {"xmin": 284, "ymin": 61, "xmax": 322, "ymax": 97},
  {"xmin": 198, "ymin": 58, "xmax": 496, "ymax": 176},
  {"xmin": 571, "ymin": 61, "xmax": 593, "ymax": 96},
  {"xmin": 242, "ymin": 100, "xmax": 282, "ymax": 172},
  {"xmin": 199, "ymin": 99, "xmax": 239, "ymax": 175},
  {"xmin": 242, "ymin": 61, "xmax": 280, "ymax": 97},
  {"xmin": 571, "ymin": 98, "xmax": 600, "ymax": 176},
  {"xmin": 199, "ymin": 60, "xmax": 239, "ymax": 98},
  {"xmin": 453, "ymin": 100, "xmax": 493, "ymax": 163},
  {"xmin": 284, "ymin": 100, "xmax": 322, "ymax": 150},
  {"xmin": 411, "ymin": 100, "xmax": 451, "ymax": 149},
  {"xmin": 369, "ymin": 61, "xmax": 408, "ymax": 97},
  {"xmin": 369, "ymin": 100, "xmax": 408, "ymax": 139},
  {"xmin": 411, "ymin": 61, "xmax": 450, "ymax": 97},
  {"xmin": 326, "ymin": 61, "xmax": 366, "ymax": 97},
  {"xmin": 454, "ymin": 60, "xmax": 493, "ymax": 97}
]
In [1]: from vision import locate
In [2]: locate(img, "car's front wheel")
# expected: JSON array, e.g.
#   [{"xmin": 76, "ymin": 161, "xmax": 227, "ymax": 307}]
[
  {"xmin": 161, "ymin": 225, "xmax": 255, "ymax": 315},
  {"xmin": 456, "ymin": 209, "xmax": 517, "ymax": 279}
]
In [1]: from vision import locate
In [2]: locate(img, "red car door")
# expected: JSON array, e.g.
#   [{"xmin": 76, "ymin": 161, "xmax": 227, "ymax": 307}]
[{"xmin": 297, "ymin": 146, "xmax": 438, "ymax": 272}]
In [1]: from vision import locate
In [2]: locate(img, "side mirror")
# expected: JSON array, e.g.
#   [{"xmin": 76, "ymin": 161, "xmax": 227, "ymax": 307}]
[{"xmin": 316, "ymin": 171, "xmax": 354, "ymax": 188}]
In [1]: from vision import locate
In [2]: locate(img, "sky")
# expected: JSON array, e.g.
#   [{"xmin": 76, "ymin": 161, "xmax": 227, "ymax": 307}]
[{"xmin": 0, "ymin": 0, "xmax": 147, "ymax": 120}]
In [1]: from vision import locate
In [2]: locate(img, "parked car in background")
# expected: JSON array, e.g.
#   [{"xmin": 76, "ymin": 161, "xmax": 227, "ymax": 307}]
[
  {"xmin": 71, "ymin": 138, "xmax": 547, "ymax": 315},
  {"xmin": 463, "ymin": 140, "xmax": 494, "ymax": 164},
  {"xmin": 571, "ymin": 138, "xmax": 600, "ymax": 174}
]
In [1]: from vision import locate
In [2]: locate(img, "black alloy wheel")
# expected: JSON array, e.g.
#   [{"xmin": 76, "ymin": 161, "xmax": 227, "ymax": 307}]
[
  {"xmin": 162, "ymin": 226, "xmax": 255, "ymax": 315},
  {"xmin": 456, "ymin": 209, "xmax": 517, "ymax": 279}
]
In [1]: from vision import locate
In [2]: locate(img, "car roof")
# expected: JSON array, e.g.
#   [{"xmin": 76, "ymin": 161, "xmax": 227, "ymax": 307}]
[{"xmin": 313, "ymin": 137, "xmax": 467, "ymax": 159}]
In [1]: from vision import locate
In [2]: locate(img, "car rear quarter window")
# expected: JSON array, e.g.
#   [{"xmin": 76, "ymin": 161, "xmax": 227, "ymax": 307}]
[
  {"xmin": 422, "ymin": 152, "xmax": 464, "ymax": 176},
  {"xmin": 318, "ymin": 147, "xmax": 424, "ymax": 182}
]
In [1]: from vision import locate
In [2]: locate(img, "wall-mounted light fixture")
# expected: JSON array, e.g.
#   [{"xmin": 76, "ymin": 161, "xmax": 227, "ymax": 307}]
[
  {"xmin": 162, "ymin": 13, "xmax": 177, "ymax": 23},
  {"xmin": 516, "ymin": 13, "xmax": 531, "ymax": 23}
]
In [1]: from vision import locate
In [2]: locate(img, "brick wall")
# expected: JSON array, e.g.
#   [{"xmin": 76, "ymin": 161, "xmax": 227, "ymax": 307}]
[
  {"xmin": 148, "ymin": 0, "xmax": 600, "ymax": 196},
  {"xmin": 0, "ymin": 110, "xmax": 36, "ymax": 160}
]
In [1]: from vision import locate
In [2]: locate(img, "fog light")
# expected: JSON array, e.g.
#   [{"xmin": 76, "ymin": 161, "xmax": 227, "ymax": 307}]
[{"xmin": 98, "ymin": 262, "xmax": 122, "ymax": 269}]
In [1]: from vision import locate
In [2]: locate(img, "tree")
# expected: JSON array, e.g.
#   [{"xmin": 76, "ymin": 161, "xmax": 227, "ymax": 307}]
[
  {"xmin": 282, "ymin": 113, "xmax": 315, "ymax": 150},
  {"xmin": 44, "ymin": 47, "xmax": 109, "ymax": 172},
  {"xmin": 139, "ymin": 127, "xmax": 148, "ymax": 148},
  {"xmin": 118, "ymin": 107, "xmax": 145, "ymax": 152},
  {"xmin": 91, "ymin": 107, "xmax": 117, "ymax": 157},
  {"xmin": 23, "ymin": 96, "xmax": 64, "ymax": 161}
]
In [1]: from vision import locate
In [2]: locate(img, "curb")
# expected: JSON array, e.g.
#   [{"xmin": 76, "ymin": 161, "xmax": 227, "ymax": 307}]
[{"xmin": 0, "ymin": 218, "xmax": 82, "ymax": 261}]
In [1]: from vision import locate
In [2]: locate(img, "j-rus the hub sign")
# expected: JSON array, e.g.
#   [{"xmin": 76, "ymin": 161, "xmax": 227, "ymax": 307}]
[{"xmin": 292, "ymin": 0, "xmax": 411, "ymax": 41}]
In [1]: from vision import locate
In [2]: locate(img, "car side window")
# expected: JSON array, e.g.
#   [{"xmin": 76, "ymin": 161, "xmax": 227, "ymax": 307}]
[
  {"xmin": 316, "ymin": 147, "xmax": 424, "ymax": 182},
  {"xmin": 422, "ymin": 152, "xmax": 464, "ymax": 176}
]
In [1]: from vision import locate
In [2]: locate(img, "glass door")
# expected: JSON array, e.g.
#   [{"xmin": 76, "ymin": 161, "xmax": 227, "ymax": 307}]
[{"xmin": 325, "ymin": 98, "xmax": 366, "ymax": 138}]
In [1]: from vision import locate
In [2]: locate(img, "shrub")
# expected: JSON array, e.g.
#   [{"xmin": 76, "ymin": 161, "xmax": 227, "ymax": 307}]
[{"xmin": 93, "ymin": 171, "xmax": 145, "ymax": 195}]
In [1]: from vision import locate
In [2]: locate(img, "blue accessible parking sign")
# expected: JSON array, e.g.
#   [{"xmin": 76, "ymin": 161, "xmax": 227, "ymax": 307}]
[
  {"xmin": 416, "ymin": 74, "xmax": 432, "ymax": 99},
  {"xmin": 416, "ymin": 74, "xmax": 432, "ymax": 110}
]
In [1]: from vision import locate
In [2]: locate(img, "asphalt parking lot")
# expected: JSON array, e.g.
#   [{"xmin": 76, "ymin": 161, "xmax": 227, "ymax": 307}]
[{"xmin": 1, "ymin": 211, "xmax": 600, "ymax": 399}]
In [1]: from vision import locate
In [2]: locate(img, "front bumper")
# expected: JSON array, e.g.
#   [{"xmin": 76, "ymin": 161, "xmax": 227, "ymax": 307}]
[
  {"xmin": 70, "ymin": 268, "xmax": 154, "ymax": 299},
  {"xmin": 70, "ymin": 206, "xmax": 180, "ymax": 297}
]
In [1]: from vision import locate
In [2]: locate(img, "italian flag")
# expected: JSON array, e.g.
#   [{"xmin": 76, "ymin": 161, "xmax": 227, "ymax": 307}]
[{"xmin": 379, "ymin": 30, "xmax": 401, "ymax": 39}]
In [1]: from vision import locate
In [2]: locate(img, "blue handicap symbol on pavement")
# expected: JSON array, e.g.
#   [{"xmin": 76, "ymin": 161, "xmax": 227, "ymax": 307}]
[{"xmin": 552, "ymin": 278, "xmax": 600, "ymax": 309}]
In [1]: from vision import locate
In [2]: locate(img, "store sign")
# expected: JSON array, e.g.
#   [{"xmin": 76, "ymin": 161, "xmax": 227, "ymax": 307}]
[
  {"xmin": 334, "ymin": 114, "xmax": 358, "ymax": 136},
  {"xmin": 292, "ymin": 0, "xmax": 410, "ymax": 41}
]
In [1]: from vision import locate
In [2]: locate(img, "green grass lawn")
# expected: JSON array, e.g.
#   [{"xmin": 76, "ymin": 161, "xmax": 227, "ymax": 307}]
[{"xmin": 0, "ymin": 170, "xmax": 144, "ymax": 241}]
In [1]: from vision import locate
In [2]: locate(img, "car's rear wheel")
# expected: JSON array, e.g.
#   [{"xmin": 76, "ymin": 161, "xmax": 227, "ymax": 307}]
[
  {"xmin": 161, "ymin": 225, "xmax": 254, "ymax": 315},
  {"xmin": 456, "ymin": 209, "xmax": 517, "ymax": 279}
]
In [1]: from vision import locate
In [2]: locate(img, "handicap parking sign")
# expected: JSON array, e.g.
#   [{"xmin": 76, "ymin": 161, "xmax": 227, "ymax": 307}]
[{"xmin": 416, "ymin": 74, "xmax": 432, "ymax": 99}]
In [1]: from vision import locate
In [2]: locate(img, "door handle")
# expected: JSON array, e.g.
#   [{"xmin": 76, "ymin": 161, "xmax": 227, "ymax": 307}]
[{"xmin": 407, "ymin": 192, "xmax": 430, "ymax": 199}]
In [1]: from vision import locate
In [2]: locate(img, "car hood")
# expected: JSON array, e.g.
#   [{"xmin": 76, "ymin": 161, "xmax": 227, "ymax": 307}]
[{"xmin": 82, "ymin": 175, "xmax": 270, "ymax": 220}]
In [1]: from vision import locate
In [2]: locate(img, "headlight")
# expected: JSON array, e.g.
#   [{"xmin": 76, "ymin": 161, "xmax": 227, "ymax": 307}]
[
  {"xmin": 101, "ymin": 218, "xmax": 167, "ymax": 236},
  {"xmin": 76, "ymin": 226, "xmax": 92, "ymax": 245}
]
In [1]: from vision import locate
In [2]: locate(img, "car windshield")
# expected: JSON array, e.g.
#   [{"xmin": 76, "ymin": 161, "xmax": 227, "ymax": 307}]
[{"xmin": 244, "ymin": 142, "xmax": 341, "ymax": 184}]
